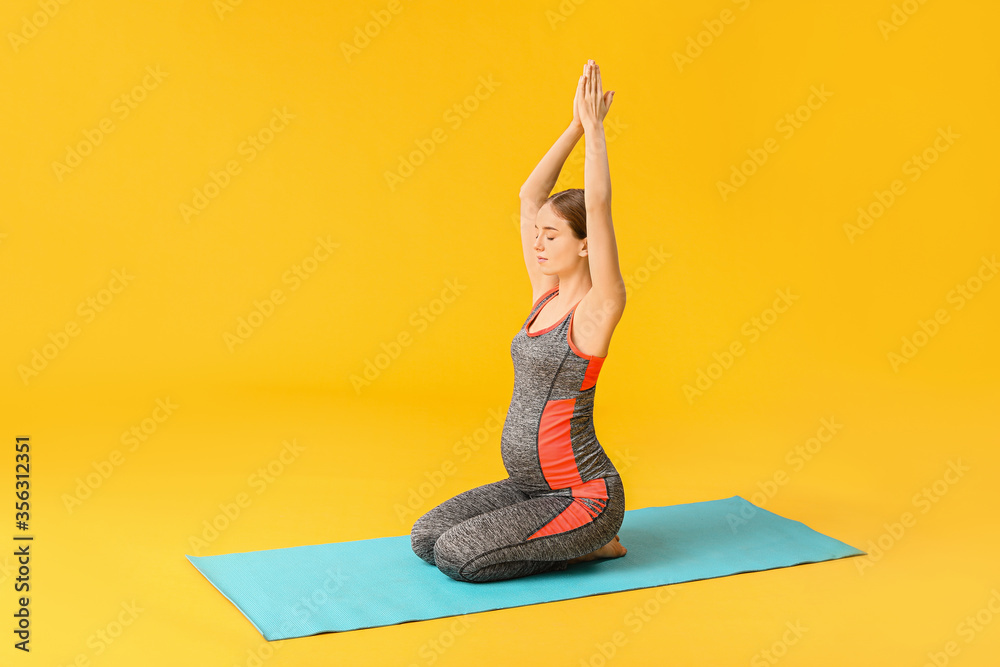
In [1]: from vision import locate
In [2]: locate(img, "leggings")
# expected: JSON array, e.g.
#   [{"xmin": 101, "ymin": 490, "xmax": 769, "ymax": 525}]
[{"xmin": 410, "ymin": 474, "xmax": 625, "ymax": 583}]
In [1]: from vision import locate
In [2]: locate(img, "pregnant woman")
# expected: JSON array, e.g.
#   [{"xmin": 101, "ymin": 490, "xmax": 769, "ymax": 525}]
[{"xmin": 410, "ymin": 59, "xmax": 627, "ymax": 583}]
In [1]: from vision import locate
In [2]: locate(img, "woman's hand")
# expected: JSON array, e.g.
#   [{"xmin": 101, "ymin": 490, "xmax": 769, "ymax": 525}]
[
  {"xmin": 571, "ymin": 78, "xmax": 583, "ymax": 130},
  {"xmin": 575, "ymin": 59, "xmax": 614, "ymax": 130}
]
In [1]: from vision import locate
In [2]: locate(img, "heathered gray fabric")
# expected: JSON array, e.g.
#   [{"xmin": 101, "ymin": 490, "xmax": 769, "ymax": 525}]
[
  {"xmin": 501, "ymin": 286, "xmax": 621, "ymax": 493},
  {"xmin": 410, "ymin": 286, "xmax": 625, "ymax": 583},
  {"xmin": 412, "ymin": 475, "xmax": 624, "ymax": 582}
]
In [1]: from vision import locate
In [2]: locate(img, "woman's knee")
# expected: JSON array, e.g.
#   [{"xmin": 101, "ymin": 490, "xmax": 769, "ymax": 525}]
[
  {"xmin": 410, "ymin": 514, "xmax": 439, "ymax": 565},
  {"xmin": 432, "ymin": 531, "xmax": 476, "ymax": 582}
]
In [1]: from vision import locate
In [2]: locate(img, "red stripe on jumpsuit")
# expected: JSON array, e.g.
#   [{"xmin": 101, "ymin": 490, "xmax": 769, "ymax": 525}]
[{"xmin": 527, "ymin": 398, "xmax": 609, "ymax": 540}]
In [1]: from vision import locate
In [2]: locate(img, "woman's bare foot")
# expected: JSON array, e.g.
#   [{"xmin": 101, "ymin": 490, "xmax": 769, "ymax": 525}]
[{"xmin": 566, "ymin": 535, "xmax": 627, "ymax": 564}]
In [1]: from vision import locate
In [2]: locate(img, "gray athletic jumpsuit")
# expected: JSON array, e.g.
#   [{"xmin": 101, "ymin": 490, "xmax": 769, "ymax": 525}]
[{"xmin": 410, "ymin": 285, "xmax": 625, "ymax": 582}]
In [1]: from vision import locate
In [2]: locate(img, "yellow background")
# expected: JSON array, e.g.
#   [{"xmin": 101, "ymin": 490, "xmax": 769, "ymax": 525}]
[{"xmin": 2, "ymin": 0, "xmax": 998, "ymax": 664}]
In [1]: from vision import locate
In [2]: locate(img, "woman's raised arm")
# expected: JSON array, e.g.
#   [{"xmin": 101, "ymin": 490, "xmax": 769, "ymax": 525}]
[
  {"xmin": 518, "ymin": 123, "xmax": 583, "ymax": 205},
  {"xmin": 517, "ymin": 93, "xmax": 585, "ymax": 297},
  {"xmin": 577, "ymin": 60, "xmax": 625, "ymax": 310}
]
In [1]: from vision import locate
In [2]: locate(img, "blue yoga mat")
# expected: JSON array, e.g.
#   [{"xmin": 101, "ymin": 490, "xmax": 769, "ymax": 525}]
[{"xmin": 186, "ymin": 495, "xmax": 864, "ymax": 640}]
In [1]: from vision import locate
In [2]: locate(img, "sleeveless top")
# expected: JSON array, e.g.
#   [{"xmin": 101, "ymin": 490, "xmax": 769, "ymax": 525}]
[{"xmin": 500, "ymin": 285, "xmax": 620, "ymax": 496}]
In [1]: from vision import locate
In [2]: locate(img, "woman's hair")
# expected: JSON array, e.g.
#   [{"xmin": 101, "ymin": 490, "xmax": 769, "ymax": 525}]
[{"xmin": 543, "ymin": 189, "xmax": 587, "ymax": 240}]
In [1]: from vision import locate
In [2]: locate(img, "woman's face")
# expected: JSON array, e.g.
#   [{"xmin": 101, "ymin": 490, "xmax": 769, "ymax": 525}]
[{"xmin": 533, "ymin": 204, "xmax": 585, "ymax": 275}]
